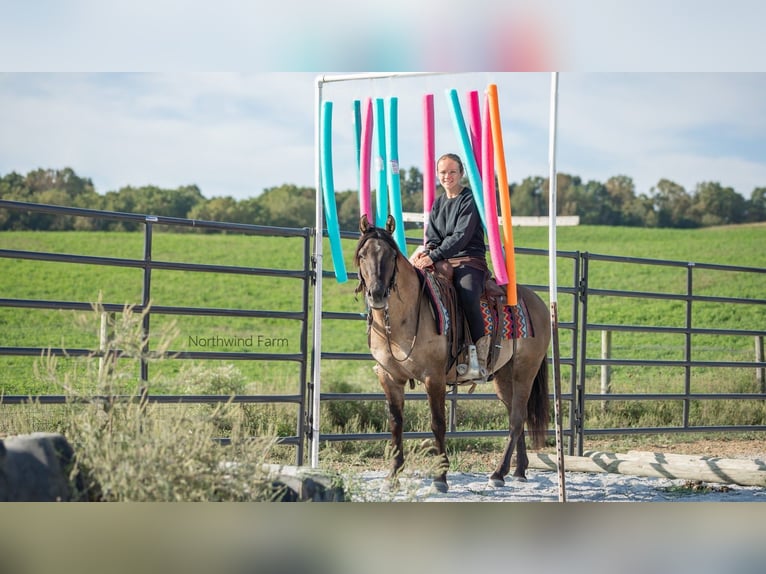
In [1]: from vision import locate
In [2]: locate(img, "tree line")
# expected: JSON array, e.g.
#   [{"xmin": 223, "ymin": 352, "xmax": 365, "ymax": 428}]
[{"xmin": 1, "ymin": 167, "xmax": 765, "ymax": 232}]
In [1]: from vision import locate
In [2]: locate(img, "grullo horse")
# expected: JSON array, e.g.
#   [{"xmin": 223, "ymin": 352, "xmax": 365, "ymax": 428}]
[{"xmin": 354, "ymin": 214, "xmax": 551, "ymax": 492}]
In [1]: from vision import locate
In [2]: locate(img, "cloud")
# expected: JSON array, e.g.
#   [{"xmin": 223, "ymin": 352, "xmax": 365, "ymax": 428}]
[{"xmin": 2, "ymin": 73, "xmax": 766, "ymax": 201}]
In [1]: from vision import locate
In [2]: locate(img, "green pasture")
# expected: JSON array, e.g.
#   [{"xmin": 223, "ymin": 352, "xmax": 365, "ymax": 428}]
[{"xmin": 1, "ymin": 224, "xmax": 765, "ymax": 440}]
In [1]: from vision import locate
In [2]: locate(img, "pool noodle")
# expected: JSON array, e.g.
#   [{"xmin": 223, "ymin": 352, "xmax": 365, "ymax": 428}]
[
  {"xmin": 386, "ymin": 97, "xmax": 407, "ymax": 252},
  {"xmin": 374, "ymin": 98, "xmax": 388, "ymax": 228},
  {"xmin": 353, "ymin": 99, "xmax": 362, "ymax": 187},
  {"xmin": 319, "ymin": 101, "xmax": 348, "ymax": 283},
  {"xmin": 423, "ymin": 94, "xmax": 435, "ymax": 243},
  {"xmin": 445, "ymin": 88, "xmax": 486, "ymax": 229},
  {"xmin": 467, "ymin": 90, "xmax": 482, "ymax": 179},
  {"xmin": 481, "ymin": 94, "xmax": 508, "ymax": 286},
  {"xmin": 358, "ymin": 98, "xmax": 373, "ymax": 220},
  {"xmin": 487, "ymin": 83, "xmax": 518, "ymax": 304}
]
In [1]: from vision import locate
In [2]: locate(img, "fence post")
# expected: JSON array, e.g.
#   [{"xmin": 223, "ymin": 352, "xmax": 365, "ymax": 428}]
[
  {"xmin": 757, "ymin": 335, "xmax": 765, "ymax": 394},
  {"xmin": 98, "ymin": 311, "xmax": 115, "ymax": 381},
  {"xmin": 601, "ymin": 330, "xmax": 611, "ymax": 411}
]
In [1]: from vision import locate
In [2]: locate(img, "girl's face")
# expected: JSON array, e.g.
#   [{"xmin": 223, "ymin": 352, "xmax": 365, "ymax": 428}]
[{"xmin": 437, "ymin": 158, "xmax": 463, "ymax": 196}]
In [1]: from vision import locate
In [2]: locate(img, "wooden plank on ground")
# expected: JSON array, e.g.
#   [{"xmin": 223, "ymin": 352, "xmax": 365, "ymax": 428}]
[{"xmin": 525, "ymin": 452, "xmax": 766, "ymax": 487}]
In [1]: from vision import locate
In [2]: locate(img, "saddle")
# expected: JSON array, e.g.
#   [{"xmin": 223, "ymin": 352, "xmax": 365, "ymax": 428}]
[{"xmin": 429, "ymin": 258, "xmax": 509, "ymax": 377}]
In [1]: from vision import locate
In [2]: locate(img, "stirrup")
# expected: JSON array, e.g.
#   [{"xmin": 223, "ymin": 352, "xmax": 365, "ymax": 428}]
[{"xmin": 455, "ymin": 345, "xmax": 488, "ymax": 383}]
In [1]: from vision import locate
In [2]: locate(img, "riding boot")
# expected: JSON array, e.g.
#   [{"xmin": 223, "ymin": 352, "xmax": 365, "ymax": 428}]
[
  {"xmin": 475, "ymin": 334, "xmax": 492, "ymax": 380},
  {"xmin": 456, "ymin": 335, "xmax": 491, "ymax": 383}
]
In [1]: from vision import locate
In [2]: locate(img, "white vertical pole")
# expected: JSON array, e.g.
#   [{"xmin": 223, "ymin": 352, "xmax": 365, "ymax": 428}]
[
  {"xmin": 548, "ymin": 73, "xmax": 559, "ymax": 304},
  {"xmin": 548, "ymin": 72, "xmax": 567, "ymax": 502},
  {"xmin": 311, "ymin": 76, "xmax": 325, "ymax": 468}
]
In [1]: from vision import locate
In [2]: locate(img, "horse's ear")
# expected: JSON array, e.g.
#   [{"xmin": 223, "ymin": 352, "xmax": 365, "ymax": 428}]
[
  {"xmin": 385, "ymin": 214, "xmax": 396, "ymax": 235},
  {"xmin": 359, "ymin": 214, "xmax": 370, "ymax": 234}
]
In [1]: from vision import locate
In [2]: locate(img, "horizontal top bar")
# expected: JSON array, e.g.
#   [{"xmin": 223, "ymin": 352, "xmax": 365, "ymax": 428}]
[{"xmin": 316, "ymin": 72, "xmax": 452, "ymax": 85}]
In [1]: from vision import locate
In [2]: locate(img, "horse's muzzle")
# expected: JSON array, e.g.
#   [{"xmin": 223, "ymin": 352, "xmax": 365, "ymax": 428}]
[{"xmin": 366, "ymin": 284, "xmax": 389, "ymax": 309}]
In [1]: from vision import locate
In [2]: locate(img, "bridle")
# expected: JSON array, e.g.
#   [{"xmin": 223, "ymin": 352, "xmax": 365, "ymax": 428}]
[{"xmin": 355, "ymin": 232, "xmax": 427, "ymax": 363}]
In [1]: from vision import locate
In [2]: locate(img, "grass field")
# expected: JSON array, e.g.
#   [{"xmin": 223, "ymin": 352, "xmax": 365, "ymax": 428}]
[{"xmin": 1, "ymin": 223, "xmax": 765, "ymax": 449}]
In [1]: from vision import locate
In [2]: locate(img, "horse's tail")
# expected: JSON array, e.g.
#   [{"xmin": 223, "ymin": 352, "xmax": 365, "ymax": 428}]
[{"xmin": 526, "ymin": 357, "xmax": 550, "ymax": 450}]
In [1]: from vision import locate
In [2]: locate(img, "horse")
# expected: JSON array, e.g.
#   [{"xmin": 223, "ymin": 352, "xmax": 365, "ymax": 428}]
[{"xmin": 354, "ymin": 214, "xmax": 551, "ymax": 493}]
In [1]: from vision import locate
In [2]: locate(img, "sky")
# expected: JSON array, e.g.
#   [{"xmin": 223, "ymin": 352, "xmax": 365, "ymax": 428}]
[
  {"xmin": 2, "ymin": 72, "xmax": 766, "ymax": 202},
  {"xmin": 2, "ymin": 2, "xmax": 766, "ymax": 204}
]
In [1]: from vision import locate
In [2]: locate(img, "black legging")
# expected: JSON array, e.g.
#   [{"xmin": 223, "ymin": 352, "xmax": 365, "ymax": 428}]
[{"xmin": 453, "ymin": 264, "xmax": 486, "ymax": 343}]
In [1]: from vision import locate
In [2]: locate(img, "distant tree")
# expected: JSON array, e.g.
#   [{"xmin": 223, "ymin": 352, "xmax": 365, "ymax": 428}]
[
  {"xmin": 625, "ymin": 193, "xmax": 655, "ymax": 227},
  {"xmin": 3, "ymin": 165, "xmax": 764, "ymax": 231},
  {"xmin": 556, "ymin": 173, "xmax": 582, "ymax": 217},
  {"xmin": 0, "ymin": 167, "xmax": 102, "ymax": 230},
  {"xmin": 255, "ymin": 184, "xmax": 315, "ymax": 228},
  {"xmin": 0, "ymin": 171, "xmax": 36, "ymax": 229},
  {"xmin": 572, "ymin": 180, "xmax": 609, "ymax": 225},
  {"xmin": 691, "ymin": 181, "xmax": 747, "ymax": 226},
  {"xmin": 603, "ymin": 175, "xmax": 638, "ymax": 225},
  {"xmin": 335, "ymin": 190, "xmax": 360, "ymax": 232},
  {"xmin": 512, "ymin": 176, "xmax": 546, "ymax": 216},
  {"xmin": 24, "ymin": 167, "xmax": 96, "ymax": 200},
  {"xmin": 400, "ymin": 167, "xmax": 424, "ymax": 215},
  {"xmin": 650, "ymin": 179, "xmax": 694, "ymax": 228},
  {"xmin": 188, "ymin": 196, "xmax": 242, "ymax": 230},
  {"xmin": 747, "ymin": 187, "xmax": 766, "ymax": 222},
  {"xmin": 0, "ymin": 171, "xmax": 28, "ymax": 199},
  {"xmin": 400, "ymin": 166, "xmax": 423, "ymax": 201},
  {"xmin": 169, "ymin": 185, "xmax": 205, "ymax": 218}
]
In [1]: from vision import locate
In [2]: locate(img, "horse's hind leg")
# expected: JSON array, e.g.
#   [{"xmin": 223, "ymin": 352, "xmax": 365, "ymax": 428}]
[
  {"xmin": 512, "ymin": 429, "xmax": 529, "ymax": 481},
  {"xmin": 489, "ymin": 360, "xmax": 530, "ymax": 486}
]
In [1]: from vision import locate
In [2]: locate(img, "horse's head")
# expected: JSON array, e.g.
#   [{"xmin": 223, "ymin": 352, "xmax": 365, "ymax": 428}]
[{"xmin": 354, "ymin": 214, "xmax": 400, "ymax": 309}]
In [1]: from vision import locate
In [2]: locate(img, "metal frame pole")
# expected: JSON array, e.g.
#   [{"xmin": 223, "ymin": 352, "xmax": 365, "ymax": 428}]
[{"xmin": 548, "ymin": 72, "xmax": 567, "ymax": 502}]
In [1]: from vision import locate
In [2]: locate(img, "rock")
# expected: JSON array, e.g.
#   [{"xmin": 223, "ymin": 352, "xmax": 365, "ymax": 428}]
[
  {"xmin": 262, "ymin": 464, "xmax": 346, "ymax": 502},
  {"xmin": 0, "ymin": 432, "xmax": 82, "ymax": 502}
]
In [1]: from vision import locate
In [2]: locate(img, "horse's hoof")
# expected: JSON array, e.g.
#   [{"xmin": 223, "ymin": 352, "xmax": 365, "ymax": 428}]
[
  {"xmin": 431, "ymin": 480, "xmax": 449, "ymax": 493},
  {"xmin": 381, "ymin": 474, "xmax": 400, "ymax": 493},
  {"xmin": 488, "ymin": 477, "xmax": 505, "ymax": 488},
  {"xmin": 513, "ymin": 475, "xmax": 528, "ymax": 483}
]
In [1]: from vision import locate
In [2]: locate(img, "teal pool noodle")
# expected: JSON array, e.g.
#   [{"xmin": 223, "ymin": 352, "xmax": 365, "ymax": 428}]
[
  {"xmin": 445, "ymin": 88, "xmax": 487, "ymax": 230},
  {"xmin": 374, "ymin": 98, "xmax": 388, "ymax": 228},
  {"xmin": 320, "ymin": 100, "xmax": 348, "ymax": 283},
  {"xmin": 386, "ymin": 97, "xmax": 407, "ymax": 252}
]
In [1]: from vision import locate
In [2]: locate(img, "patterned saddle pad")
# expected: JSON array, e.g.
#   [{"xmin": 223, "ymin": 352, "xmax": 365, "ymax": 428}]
[
  {"xmin": 480, "ymin": 297, "xmax": 534, "ymax": 339},
  {"xmin": 419, "ymin": 269, "xmax": 533, "ymax": 339}
]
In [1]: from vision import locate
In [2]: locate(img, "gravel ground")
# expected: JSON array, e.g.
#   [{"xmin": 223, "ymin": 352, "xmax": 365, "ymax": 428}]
[{"xmin": 349, "ymin": 467, "xmax": 766, "ymax": 502}]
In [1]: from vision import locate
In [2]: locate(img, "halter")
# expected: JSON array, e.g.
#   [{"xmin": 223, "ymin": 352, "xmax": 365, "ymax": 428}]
[{"xmin": 355, "ymin": 231, "xmax": 427, "ymax": 363}]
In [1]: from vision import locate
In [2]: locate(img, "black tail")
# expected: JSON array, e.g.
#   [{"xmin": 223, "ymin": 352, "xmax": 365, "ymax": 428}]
[{"xmin": 526, "ymin": 358, "xmax": 550, "ymax": 450}]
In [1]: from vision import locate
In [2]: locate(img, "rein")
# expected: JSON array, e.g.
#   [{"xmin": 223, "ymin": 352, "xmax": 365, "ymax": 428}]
[{"xmin": 381, "ymin": 270, "xmax": 427, "ymax": 363}]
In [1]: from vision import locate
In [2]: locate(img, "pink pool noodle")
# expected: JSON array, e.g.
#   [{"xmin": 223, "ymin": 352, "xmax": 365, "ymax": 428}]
[
  {"xmin": 422, "ymin": 93, "xmax": 435, "ymax": 241},
  {"xmin": 358, "ymin": 97, "xmax": 373, "ymax": 220},
  {"xmin": 482, "ymin": 94, "xmax": 508, "ymax": 286},
  {"xmin": 467, "ymin": 90, "xmax": 482, "ymax": 179}
]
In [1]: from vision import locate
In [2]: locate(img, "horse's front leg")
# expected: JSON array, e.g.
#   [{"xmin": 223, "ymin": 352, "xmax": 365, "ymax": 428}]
[
  {"xmin": 376, "ymin": 366, "xmax": 406, "ymax": 481},
  {"xmin": 424, "ymin": 375, "xmax": 449, "ymax": 493}
]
